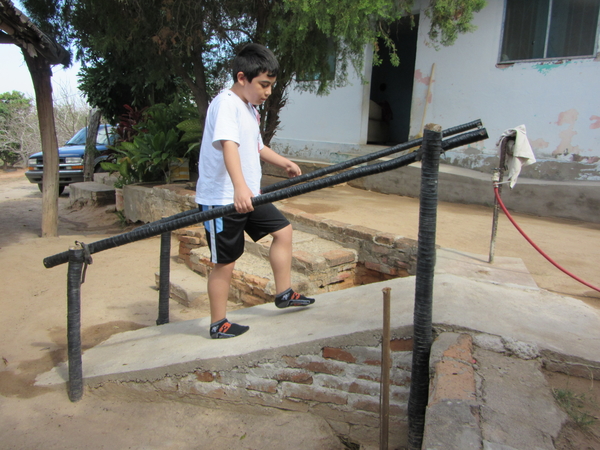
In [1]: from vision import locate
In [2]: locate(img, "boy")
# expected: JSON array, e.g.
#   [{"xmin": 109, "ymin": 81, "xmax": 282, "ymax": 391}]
[{"xmin": 195, "ymin": 43, "xmax": 315, "ymax": 339}]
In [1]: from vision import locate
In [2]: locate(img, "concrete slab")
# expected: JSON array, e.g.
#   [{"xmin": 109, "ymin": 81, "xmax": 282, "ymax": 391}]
[
  {"xmin": 476, "ymin": 348, "xmax": 567, "ymax": 449},
  {"xmin": 436, "ymin": 248, "xmax": 538, "ymax": 290},
  {"xmin": 155, "ymin": 266, "xmax": 208, "ymax": 308}
]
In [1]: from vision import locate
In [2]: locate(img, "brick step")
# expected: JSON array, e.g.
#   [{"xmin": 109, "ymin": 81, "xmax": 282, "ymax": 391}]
[{"xmin": 176, "ymin": 228, "xmax": 358, "ymax": 307}]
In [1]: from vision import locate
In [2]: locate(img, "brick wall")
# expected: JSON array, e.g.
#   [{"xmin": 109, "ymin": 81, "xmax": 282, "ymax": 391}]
[
  {"xmin": 176, "ymin": 204, "xmax": 419, "ymax": 303},
  {"xmin": 107, "ymin": 339, "xmax": 414, "ymax": 448},
  {"xmin": 277, "ymin": 204, "xmax": 418, "ymax": 278}
]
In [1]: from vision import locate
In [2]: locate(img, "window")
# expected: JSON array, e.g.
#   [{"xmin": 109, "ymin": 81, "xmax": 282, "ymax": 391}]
[{"xmin": 500, "ymin": 0, "xmax": 600, "ymax": 63}]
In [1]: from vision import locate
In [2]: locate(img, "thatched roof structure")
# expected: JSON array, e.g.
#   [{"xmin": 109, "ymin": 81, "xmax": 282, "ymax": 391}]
[{"xmin": 0, "ymin": 0, "xmax": 69, "ymax": 66}]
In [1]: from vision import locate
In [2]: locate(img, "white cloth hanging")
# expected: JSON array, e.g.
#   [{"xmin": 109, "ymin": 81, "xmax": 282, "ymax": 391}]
[{"xmin": 496, "ymin": 124, "xmax": 536, "ymax": 188}]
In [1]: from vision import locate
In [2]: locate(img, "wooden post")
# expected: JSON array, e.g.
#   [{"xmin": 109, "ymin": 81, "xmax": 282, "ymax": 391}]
[
  {"xmin": 23, "ymin": 50, "xmax": 59, "ymax": 237},
  {"xmin": 84, "ymin": 109, "xmax": 102, "ymax": 182}
]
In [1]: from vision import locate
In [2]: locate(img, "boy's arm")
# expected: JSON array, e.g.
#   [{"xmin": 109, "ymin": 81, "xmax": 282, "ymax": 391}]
[
  {"xmin": 260, "ymin": 146, "xmax": 302, "ymax": 178},
  {"xmin": 222, "ymin": 140, "xmax": 254, "ymax": 213}
]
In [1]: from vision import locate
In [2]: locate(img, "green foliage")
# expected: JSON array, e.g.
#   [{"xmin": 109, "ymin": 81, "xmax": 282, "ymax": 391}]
[
  {"xmin": 20, "ymin": 0, "xmax": 73, "ymax": 55},
  {"xmin": 106, "ymin": 97, "xmax": 201, "ymax": 183},
  {"xmin": 100, "ymin": 150, "xmax": 139, "ymax": 188},
  {"xmin": 0, "ymin": 91, "xmax": 31, "ymax": 118},
  {"xmin": 0, "ymin": 92, "xmax": 34, "ymax": 167},
  {"xmin": 553, "ymin": 388, "xmax": 598, "ymax": 428},
  {"xmin": 21, "ymin": 0, "xmax": 486, "ymax": 147},
  {"xmin": 176, "ymin": 119, "xmax": 203, "ymax": 154},
  {"xmin": 426, "ymin": 0, "xmax": 487, "ymax": 47}
]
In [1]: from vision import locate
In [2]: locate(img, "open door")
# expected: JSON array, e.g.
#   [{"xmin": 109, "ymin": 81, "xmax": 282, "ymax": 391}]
[{"xmin": 368, "ymin": 15, "xmax": 419, "ymax": 145}]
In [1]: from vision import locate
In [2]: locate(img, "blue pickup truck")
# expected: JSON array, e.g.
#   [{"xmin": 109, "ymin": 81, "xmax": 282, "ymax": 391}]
[{"xmin": 25, "ymin": 125, "xmax": 115, "ymax": 194}]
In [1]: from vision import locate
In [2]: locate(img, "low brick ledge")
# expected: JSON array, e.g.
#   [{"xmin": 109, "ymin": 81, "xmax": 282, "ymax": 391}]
[{"xmin": 176, "ymin": 204, "xmax": 419, "ymax": 285}]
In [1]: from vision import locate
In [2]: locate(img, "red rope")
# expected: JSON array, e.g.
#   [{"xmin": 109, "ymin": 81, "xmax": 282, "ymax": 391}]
[{"xmin": 494, "ymin": 185, "xmax": 600, "ymax": 293}]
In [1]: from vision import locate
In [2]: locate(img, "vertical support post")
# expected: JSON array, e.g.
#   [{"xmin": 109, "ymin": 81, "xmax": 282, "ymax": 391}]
[
  {"xmin": 489, "ymin": 138, "xmax": 510, "ymax": 263},
  {"xmin": 380, "ymin": 287, "xmax": 392, "ymax": 450},
  {"xmin": 157, "ymin": 230, "xmax": 171, "ymax": 325},
  {"xmin": 67, "ymin": 246, "xmax": 84, "ymax": 402},
  {"xmin": 408, "ymin": 124, "xmax": 442, "ymax": 450}
]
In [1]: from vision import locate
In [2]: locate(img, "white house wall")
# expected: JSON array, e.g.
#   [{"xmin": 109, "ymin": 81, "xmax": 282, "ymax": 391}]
[
  {"xmin": 273, "ymin": 48, "xmax": 374, "ymax": 161},
  {"xmin": 412, "ymin": 1, "xmax": 600, "ymax": 182},
  {"xmin": 273, "ymin": 1, "xmax": 600, "ymax": 182}
]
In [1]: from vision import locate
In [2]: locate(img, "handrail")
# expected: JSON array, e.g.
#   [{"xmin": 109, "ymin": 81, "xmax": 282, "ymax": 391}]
[
  {"xmin": 128, "ymin": 119, "xmax": 482, "ymax": 236},
  {"xmin": 44, "ymin": 127, "xmax": 488, "ymax": 269}
]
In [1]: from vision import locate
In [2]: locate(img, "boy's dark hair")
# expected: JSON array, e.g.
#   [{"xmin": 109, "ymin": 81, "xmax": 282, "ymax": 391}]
[{"xmin": 232, "ymin": 43, "xmax": 279, "ymax": 82}]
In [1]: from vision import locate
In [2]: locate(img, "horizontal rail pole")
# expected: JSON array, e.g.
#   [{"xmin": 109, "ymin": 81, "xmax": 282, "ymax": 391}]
[
  {"xmin": 43, "ymin": 127, "xmax": 488, "ymax": 269},
  {"xmin": 135, "ymin": 120, "xmax": 483, "ymax": 234}
]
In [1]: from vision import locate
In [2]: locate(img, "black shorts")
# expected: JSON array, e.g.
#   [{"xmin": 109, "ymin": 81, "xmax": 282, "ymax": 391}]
[{"xmin": 200, "ymin": 203, "xmax": 290, "ymax": 264}]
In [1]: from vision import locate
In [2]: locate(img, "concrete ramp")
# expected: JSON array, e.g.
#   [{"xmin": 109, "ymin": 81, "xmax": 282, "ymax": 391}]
[{"xmin": 37, "ymin": 249, "xmax": 599, "ymax": 386}]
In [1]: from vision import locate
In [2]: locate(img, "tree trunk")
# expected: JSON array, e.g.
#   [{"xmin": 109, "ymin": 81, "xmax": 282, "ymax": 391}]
[
  {"xmin": 23, "ymin": 50, "xmax": 59, "ymax": 237},
  {"xmin": 84, "ymin": 108, "xmax": 101, "ymax": 181}
]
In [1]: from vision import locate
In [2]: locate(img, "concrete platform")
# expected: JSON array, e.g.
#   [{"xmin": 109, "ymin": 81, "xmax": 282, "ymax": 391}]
[{"xmin": 36, "ymin": 248, "xmax": 599, "ymax": 387}]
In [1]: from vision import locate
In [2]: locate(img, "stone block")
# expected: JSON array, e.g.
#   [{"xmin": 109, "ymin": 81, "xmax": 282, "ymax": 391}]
[{"xmin": 69, "ymin": 182, "xmax": 115, "ymax": 207}]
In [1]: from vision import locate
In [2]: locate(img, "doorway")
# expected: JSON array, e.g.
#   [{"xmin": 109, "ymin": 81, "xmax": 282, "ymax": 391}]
[{"xmin": 368, "ymin": 15, "xmax": 419, "ymax": 145}]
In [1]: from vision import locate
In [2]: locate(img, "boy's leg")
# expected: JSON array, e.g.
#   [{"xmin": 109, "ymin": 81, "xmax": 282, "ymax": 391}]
[
  {"xmin": 269, "ymin": 224, "xmax": 293, "ymax": 294},
  {"xmin": 207, "ymin": 262, "xmax": 235, "ymax": 324},
  {"xmin": 201, "ymin": 205, "xmax": 250, "ymax": 338},
  {"xmin": 269, "ymin": 224, "xmax": 315, "ymax": 308},
  {"xmin": 207, "ymin": 262, "xmax": 250, "ymax": 338},
  {"xmin": 244, "ymin": 204, "xmax": 314, "ymax": 308}
]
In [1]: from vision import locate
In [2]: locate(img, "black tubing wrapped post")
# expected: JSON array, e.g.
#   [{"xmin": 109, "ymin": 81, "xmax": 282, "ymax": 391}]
[
  {"xmin": 408, "ymin": 124, "xmax": 442, "ymax": 449},
  {"xmin": 66, "ymin": 246, "xmax": 84, "ymax": 402},
  {"xmin": 157, "ymin": 231, "xmax": 171, "ymax": 325}
]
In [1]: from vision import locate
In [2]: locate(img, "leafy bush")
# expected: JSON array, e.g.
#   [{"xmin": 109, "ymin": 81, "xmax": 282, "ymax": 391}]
[{"xmin": 105, "ymin": 97, "xmax": 202, "ymax": 183}]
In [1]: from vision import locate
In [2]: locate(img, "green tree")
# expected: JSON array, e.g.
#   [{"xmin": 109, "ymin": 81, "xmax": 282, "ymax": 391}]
[
  {"xmin": 21, "ymin": 0, "xmax": 486, "ymax": 143},
  {"xmin": 0, "ymin": 91, "xmax": 36, "ymax": 168}
]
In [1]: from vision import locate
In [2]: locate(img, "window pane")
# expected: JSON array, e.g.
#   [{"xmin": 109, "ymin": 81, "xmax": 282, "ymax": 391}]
[
  {"xmin": 501, "ymin": 0, "xmax": 550, "ymax": 61},
  {"xmin": 547, "ymin": 0, "xmax": 600, "ymax": 57}
]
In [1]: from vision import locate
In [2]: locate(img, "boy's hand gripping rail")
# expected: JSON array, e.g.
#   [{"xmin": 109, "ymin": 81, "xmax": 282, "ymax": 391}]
[{"xmin": 43, "ymin": 126, "xmax": 488, "ymax": 269}]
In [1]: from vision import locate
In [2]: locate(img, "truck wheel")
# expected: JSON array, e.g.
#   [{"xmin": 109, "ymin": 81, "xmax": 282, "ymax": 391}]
[{"xmin": 38, "ymin": 184, "xmax": 66, "ymax": 195}]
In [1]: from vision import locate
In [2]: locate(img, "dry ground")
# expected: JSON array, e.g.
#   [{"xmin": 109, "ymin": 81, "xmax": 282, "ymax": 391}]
[{"xmin": 0, "ymin": 168, "xmax": 599, "ymax": 449}]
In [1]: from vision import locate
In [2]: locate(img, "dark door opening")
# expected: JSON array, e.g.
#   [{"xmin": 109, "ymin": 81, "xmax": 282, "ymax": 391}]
[{"xmin": 368, "ymin": 15, "xmax": 419, "ymax": 145}]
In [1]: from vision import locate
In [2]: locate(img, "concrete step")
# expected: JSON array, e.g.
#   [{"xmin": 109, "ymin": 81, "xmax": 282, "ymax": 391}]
[
  {"xmin": 155, "ymin": 265, "xmax": 208, "ymax": 308},
  {"xmin": 154, "ymin": 266, "xmax": 247, "ymax": 317},
  {"xmin": 181, "ymin": 229, "xmax": 358, "ymax": 307}
]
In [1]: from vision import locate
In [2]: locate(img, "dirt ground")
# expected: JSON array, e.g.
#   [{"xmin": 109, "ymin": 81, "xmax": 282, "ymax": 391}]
[{"xmin": 0, "ymin": 168, "xmax": 599, "ymax": 449}]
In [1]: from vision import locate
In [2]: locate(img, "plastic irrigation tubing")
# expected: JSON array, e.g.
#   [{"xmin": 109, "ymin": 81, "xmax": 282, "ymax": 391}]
[
  {"xmin": 135, "ymin": 122, "xmax": 485, "ymax": 233},
  {"xmin": 494, "ymin": 186, "xmax": 600, "ymax": 293},
  {"xmin": 43, "ymin": 127, "xmax": 488, "ymax": 269},
  {"xmin": 261, "ymin": 119, "xmax": 483, "ymax": 194}
]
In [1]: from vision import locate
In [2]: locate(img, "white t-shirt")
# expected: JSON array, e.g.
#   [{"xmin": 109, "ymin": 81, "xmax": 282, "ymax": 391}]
[{"xmin": 195, "ymin": 89, "xmax": 264, "ymax": 205}]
